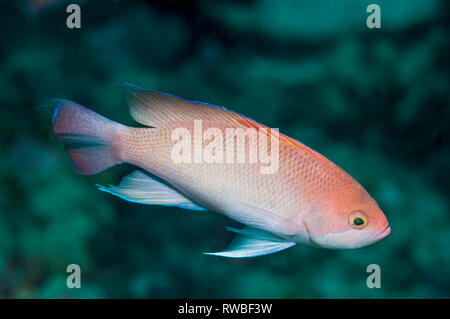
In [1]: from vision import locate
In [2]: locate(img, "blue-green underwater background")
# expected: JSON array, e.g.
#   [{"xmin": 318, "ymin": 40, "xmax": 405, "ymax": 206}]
[{"xmin": 0, "ymin": 0, "xmax": 449, "ymax": 298}]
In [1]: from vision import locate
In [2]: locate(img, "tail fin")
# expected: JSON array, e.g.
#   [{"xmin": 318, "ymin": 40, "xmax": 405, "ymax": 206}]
[{"xmin": 52, "ymin": 99, "xmax": 124, "ymax": 175}]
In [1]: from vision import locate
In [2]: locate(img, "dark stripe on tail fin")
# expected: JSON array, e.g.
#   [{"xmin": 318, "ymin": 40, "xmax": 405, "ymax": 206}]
[{"xmin": 52, "ymin": 99, "xmax": 124, "ymax": 175}]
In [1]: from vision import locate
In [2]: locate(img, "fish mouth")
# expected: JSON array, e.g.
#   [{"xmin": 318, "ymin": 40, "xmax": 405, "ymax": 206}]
[{"xmin": 372, "ymin": 225, "xmax": 391, "ymax": 242}]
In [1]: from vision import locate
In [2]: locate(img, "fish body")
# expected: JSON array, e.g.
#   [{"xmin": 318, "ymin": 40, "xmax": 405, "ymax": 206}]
[{"xmin": 52, "ymin": 85, "xmax": 390, "ymax": 257}]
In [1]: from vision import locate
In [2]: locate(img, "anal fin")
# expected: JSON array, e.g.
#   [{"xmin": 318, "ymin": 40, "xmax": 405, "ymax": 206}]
[{"xmin": 97, "ymin": 170, "xmax": 206, "ymax": 211}]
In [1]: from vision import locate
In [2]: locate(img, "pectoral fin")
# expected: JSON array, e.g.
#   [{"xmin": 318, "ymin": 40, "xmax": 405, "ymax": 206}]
[
  {"xmin": 96, "ymin": 170, "xmax": 206, "ymax": 211},
  {"xmin": 204, "ymin": 227, "xmax": 295, "ymax": 258}
]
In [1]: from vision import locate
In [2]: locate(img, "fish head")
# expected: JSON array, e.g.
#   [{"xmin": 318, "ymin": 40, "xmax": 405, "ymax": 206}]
[{"xmin": 304, "ymin": 186, "xmax": 390, "ymax": 249}]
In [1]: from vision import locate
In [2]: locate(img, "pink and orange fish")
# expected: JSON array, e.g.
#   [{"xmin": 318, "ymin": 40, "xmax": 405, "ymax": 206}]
[{"xmin": 52, "ymin": 84, "xmax": 390, "ymax": 257}]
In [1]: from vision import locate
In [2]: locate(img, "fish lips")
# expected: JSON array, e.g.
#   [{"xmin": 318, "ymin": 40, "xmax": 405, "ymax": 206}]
[{"xmin": 372, "ymin": 225, "xmax": 391, "ymax": 242}]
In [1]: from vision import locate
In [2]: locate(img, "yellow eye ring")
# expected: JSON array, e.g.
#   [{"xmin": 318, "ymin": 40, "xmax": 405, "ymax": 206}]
[{"xmin": 348, "ymin": 210, "xmax": 368, "ymax": 229}]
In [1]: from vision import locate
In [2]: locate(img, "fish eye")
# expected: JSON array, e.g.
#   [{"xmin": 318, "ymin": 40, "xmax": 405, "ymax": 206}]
[{"xmin": 348, "ymin": 210, "xmax": 368, "ymax": 229}]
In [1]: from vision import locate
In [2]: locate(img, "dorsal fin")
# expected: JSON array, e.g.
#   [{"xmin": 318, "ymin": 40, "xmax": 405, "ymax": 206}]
[
  {"xmin": 124, "ymin": 83, "xmax": 243, "ymax": 127},
  {"xmin": 237, "ymin": 115, "xmax": 326, "ymax": 159},
  {"xmin": 124, "ymin": 83, "xmax": 327, "ymax": 160}
]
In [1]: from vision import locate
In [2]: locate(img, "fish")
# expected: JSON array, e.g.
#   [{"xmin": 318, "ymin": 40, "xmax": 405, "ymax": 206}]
[{"xmin": 51, "ymin": 84, "xmax": 391, "ymax": 258}]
